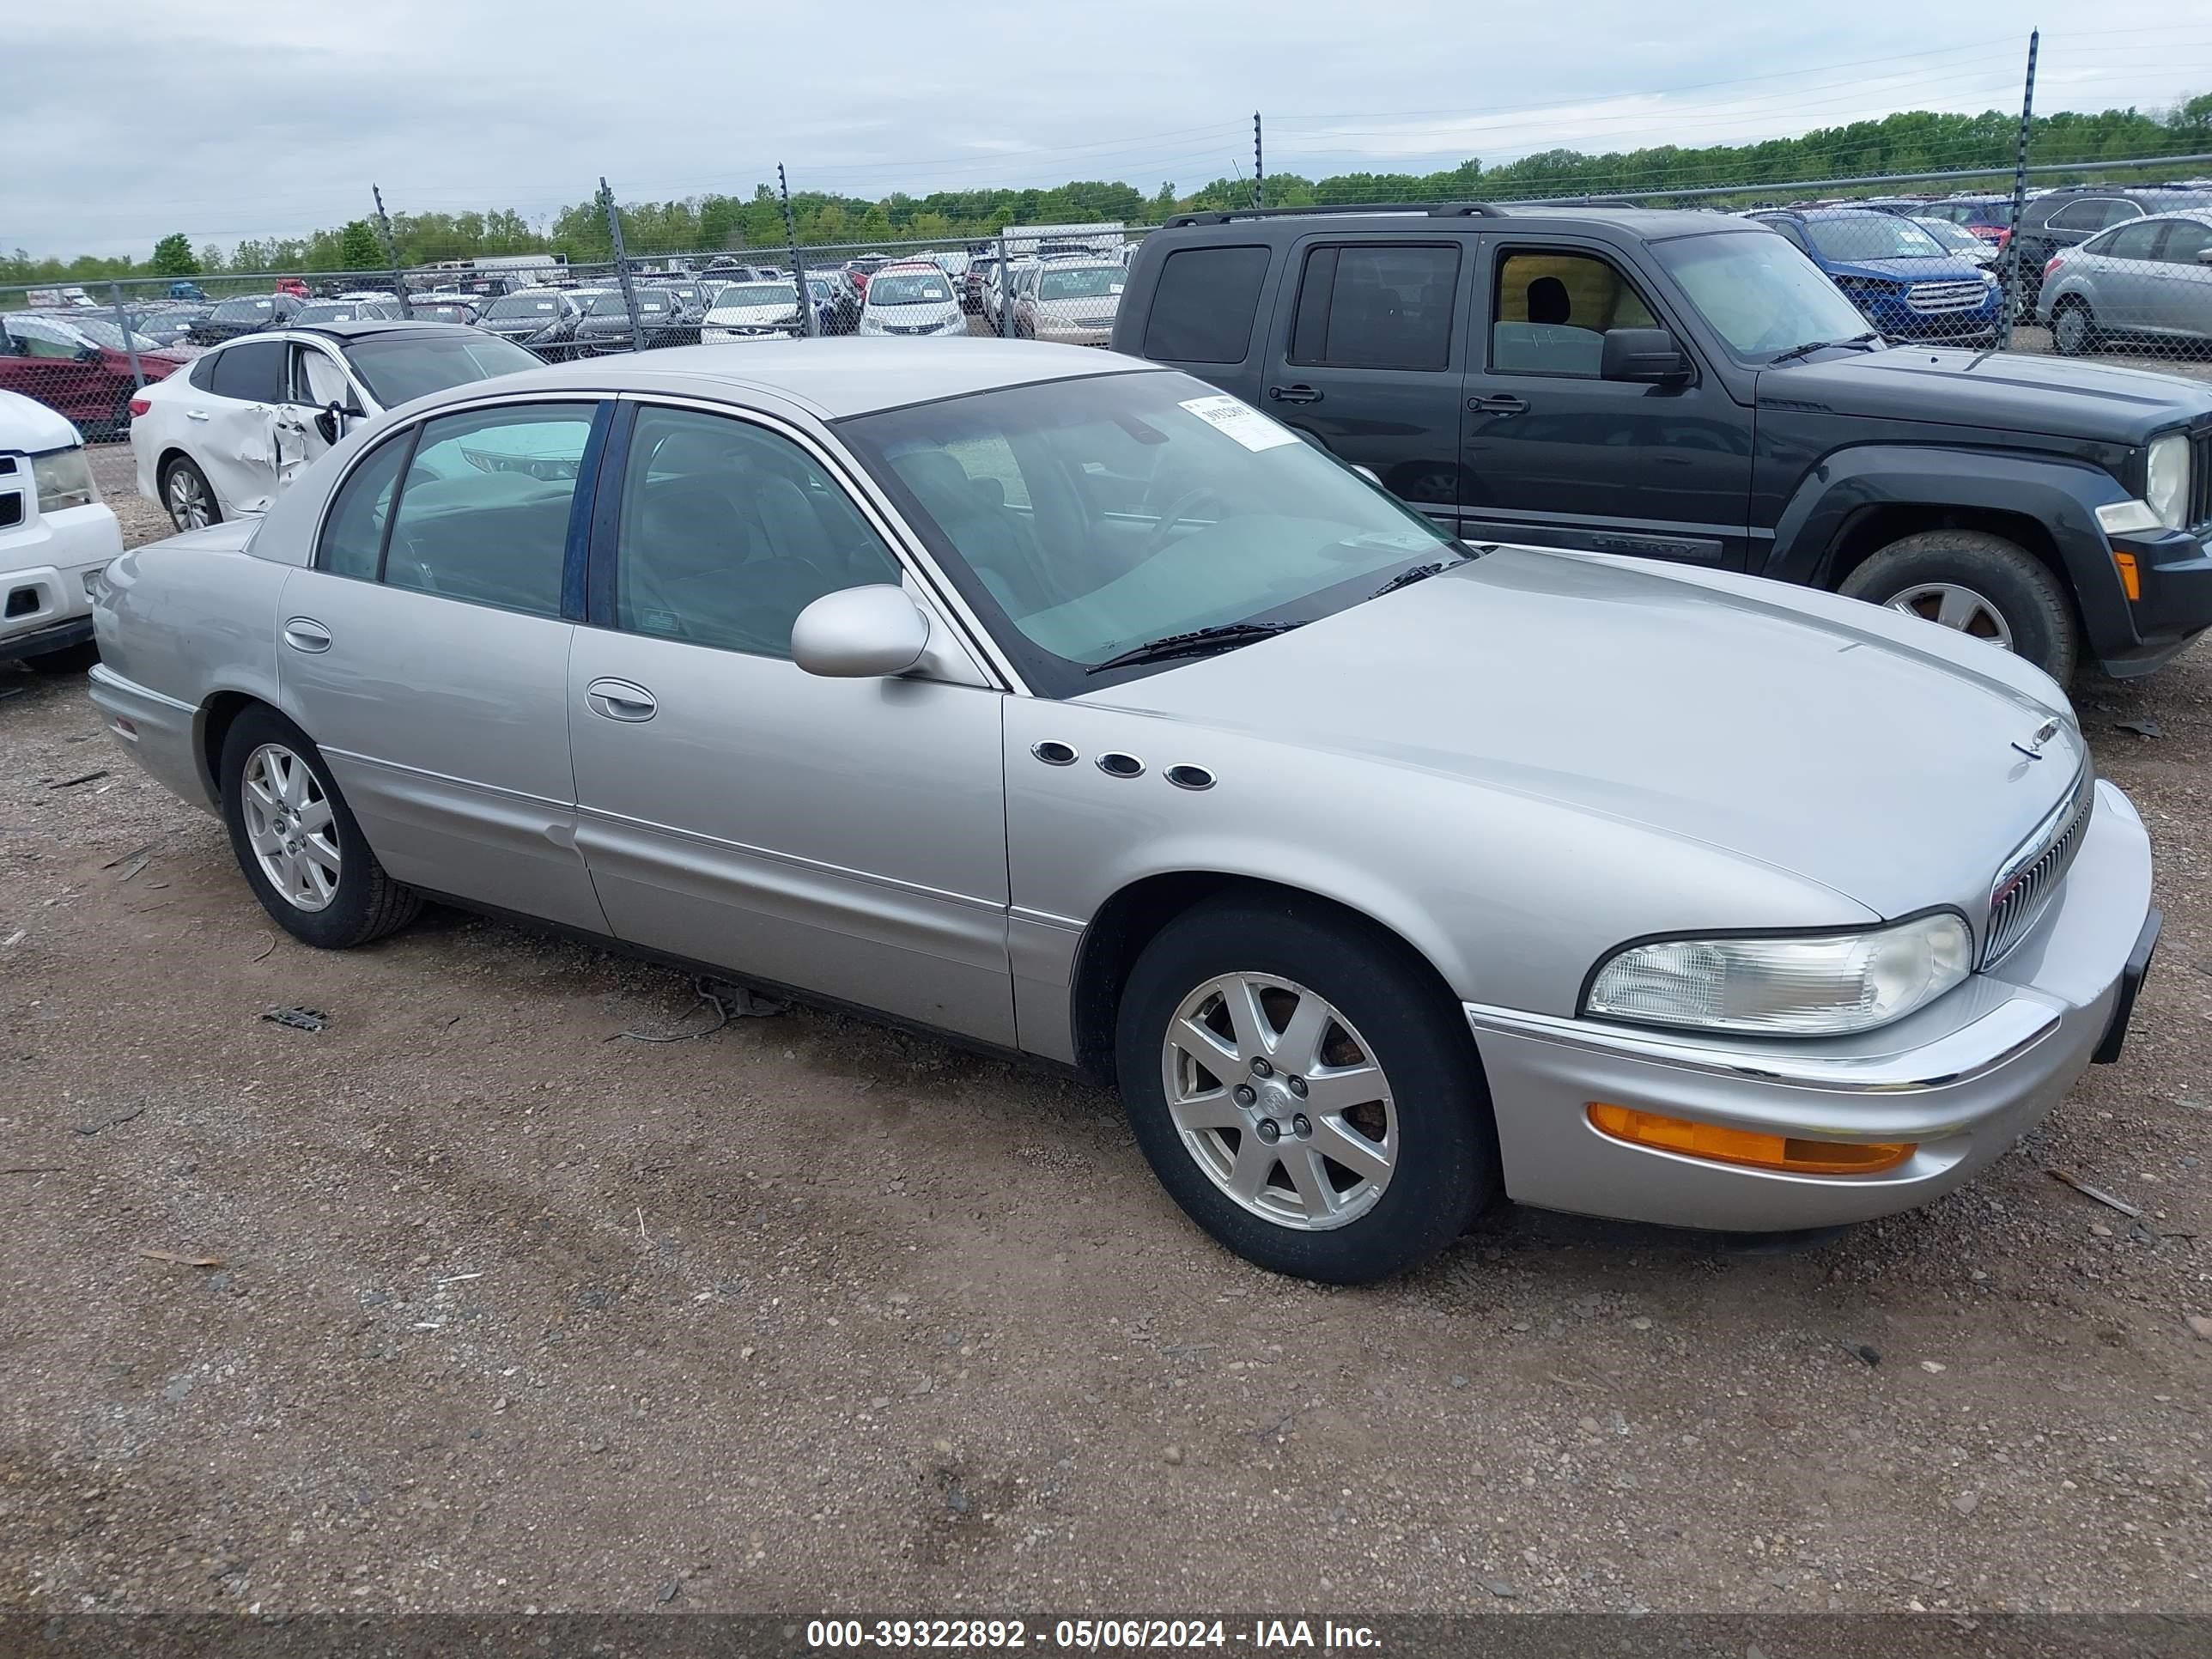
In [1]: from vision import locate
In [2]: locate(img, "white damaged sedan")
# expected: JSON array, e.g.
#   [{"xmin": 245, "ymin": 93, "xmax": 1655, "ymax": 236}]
[{"xmin": 88, "ymin": 342, "xmax": 2158, "ymax": 1281}]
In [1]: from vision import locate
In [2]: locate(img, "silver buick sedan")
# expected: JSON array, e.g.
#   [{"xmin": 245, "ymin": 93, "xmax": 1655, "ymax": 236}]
[{"xmin": 88, "ymin": 341, "xmax": 2159, "ymax": 1283}]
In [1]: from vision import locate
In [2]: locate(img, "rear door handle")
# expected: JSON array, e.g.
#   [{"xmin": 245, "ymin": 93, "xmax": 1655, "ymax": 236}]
[
  {"xmin": 586, "ymin": 678, "xmax": 657, "ymax": 722},
  {"xmin": 282, "ymin": 617, "xmax": 331, "ymax": 653},
  {"xmin": 186, "ymin": 410, "xmax": 210, "ymax": 422},
  {"xmin": 1267, "ymin": 384, "xmax": 1323, "ymax": 405},
  {"xmin": 1468, "ymin": 394, "xmax": 1529, "ymax": 416}
]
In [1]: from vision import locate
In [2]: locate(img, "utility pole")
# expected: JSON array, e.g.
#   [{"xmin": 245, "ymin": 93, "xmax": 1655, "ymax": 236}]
[
  {"xmin": 779, "ymin": 164, "xmax": 817, "ymax": 337},
  {"xmin": 1996, "ymin": 30, "xmax": 2038, "ymax": 351},
  {"xmin": 372, "ymin": 185, "xmax": 410, "ymax": 318},
  {"xmin": 1253, "ymin": 112, "xmax": 1265, "ymax": 210},
  {"xmin": 600, "ymin": 177, "xmax": 645, "ymax": 353}
]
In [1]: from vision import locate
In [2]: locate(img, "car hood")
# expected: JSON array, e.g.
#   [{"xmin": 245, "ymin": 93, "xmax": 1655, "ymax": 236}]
[
  {"xmin": 1079, "ymin": 547, "xmax": 2081, "ymax": 921},
  {"xmin": 1758, "ymin": 344, "xmax": 2212, "ymax": 442},
  {"xmin": 706, "ymin": 302, "xmax": 799, "ymax": 326},
  {"xmin": 1831, "ymin": 253, "xmax": 1990, "ymax": 283},
  {"xmin": 0, "ymin": 387, "xmax": 85, "ymax": 448}
]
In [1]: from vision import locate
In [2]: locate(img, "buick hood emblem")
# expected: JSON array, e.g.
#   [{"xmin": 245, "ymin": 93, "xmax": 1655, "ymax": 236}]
[{"xmin": 2012, "ymin": 716, "xmax": 2063, "ymax": 761}]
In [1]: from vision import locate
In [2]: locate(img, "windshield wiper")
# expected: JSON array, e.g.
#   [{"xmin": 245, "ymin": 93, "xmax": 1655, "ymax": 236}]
[
  {"xmin": 1767, "ymin": 331, "xmax": 1881, "ymax": 366},
  {"xmin": 1369, "ymin": 561, "xmax": 1449, "ymax": 599},
  {"xmin": 1085, "ymin": 621, "xmax": 1305, "ymax": 674}
]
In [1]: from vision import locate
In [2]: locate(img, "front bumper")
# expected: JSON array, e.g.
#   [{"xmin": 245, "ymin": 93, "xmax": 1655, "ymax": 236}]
[
  {"xmin": 1466, "ymin": 779, "xmax": 2154, "ymax": 1231},
  {"xmin": 2, "ymin": 502, "xmax": 121, "ymax": 654},
  {"xmin": 2098, "ymin": 522, "xmax": 2212, "ymax": 678}
]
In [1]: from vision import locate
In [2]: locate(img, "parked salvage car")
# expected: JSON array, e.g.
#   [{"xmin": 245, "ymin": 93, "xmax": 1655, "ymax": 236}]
[
  {"xmin": 571, "ymin": 287, "xmax": 700, "ymax": 355},
  {"xmin": 2039, "ymin": 210, "xmax": 2212, "ymax": 359},
  {"xmin": 858, "ymin": 264, "xmax": 966, "ymax": 337},
  {"xmin": 2009, "ymin": 185, "xmax": 2212, "ymax": 314},
  {"xmin": 1, "ymin": 388, "xmax": 119, "ymax": 672},
  {"xmin": 88, "ymin": 340, "xmax": 2159, "ymax": 1283},
  {"xmin": 129, "ymin": 320, "xmax": 542, "ymax": 530},
  {"xmin": 477, "ymin": 288, "xmax": 594, "ymax": 359},
  {"xmin": 189, "ymin": 292, "xmax": 305, "ymax": 346},
  {"xmin": 1014, "ymin": 259, "xmax": 1127, "ymax": 346},
  {"xmin": 0, "ymin": 313, "xmax": 186, "ymax": 441},
  {"xmin": 1115, "ymin": 203, "xmax": 2212, "ymax": 684},
  {"xmin": 1747, "ymin": 208, "xmax": 2002, "ymax": 343}
]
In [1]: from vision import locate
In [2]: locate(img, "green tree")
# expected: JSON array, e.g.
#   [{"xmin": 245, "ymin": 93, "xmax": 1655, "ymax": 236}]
[
  {"xmin": 338, "ymin": 220, "xmax": 384, "ymax": 270},
  {"xmin": 149, "ymin": 233, "xmax": 198, "ymax": 276}
]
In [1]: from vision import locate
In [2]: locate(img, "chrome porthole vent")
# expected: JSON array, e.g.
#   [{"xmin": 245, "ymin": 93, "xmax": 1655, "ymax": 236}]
[
  {"xmin": 1030, "ymin": 740, "xmax": 1079, "ymax": 767},
  {"xmin": 1097, "ymin": 752, "xmax": 1145, "ymax": 778},
  {"xmin": 1165, "ymin": 764, "xmax": 1217, "ymax": 792}
]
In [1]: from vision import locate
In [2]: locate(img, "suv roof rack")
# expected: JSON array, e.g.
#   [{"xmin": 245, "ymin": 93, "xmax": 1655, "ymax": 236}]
[{"xmin": 1162, "ymin": 202, "xmax": 1504, "ymax": 228}]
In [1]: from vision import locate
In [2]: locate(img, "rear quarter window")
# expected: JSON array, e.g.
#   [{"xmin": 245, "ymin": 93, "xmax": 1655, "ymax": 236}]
[{"xmin": 1142, "ymin": 245, "xmax": 1272, "ymax": 364}]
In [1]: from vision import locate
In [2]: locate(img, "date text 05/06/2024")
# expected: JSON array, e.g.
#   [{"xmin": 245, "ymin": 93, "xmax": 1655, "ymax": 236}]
[{"xmin": 804, "ymin": 1618, "xmax": 1383, "ymax": 1650}]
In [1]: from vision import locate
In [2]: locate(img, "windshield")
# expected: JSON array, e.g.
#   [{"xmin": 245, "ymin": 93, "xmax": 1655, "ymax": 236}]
[
  {"xmin": 1038, "ymin": 267, "xmax": 1125, "ymax": 301},
  {"xmin": 295, "ymin": 301, "xmax": 357, "ymax": 323},
  {"xmin": 837, "ymin": 371, "xmax": 1457, "ymax": 695},
  {"xmin": 1653, "ymin": 230, "xmax": 1875, "ymax": 360},
  {"xmin": 714, "ymin": 283, "xmax": 798, "ymax": 308},
  {"xmin": 485, "ymin": 294, "xmax": 562, "ymax": 319},
  {"xmin": 587, "ymin": 290, "xmax": 671, "ymax": 316},
  {"xmin": 866, "ymin": 272, "xmax": 953, "ymax": 306},
  {"xmin": 341, "ymin": 332, "xmax": 542, "ymax": 407},
  {"xmin": 1804, "ymin": 215, "xmax": 1948, "ymax": 262}
]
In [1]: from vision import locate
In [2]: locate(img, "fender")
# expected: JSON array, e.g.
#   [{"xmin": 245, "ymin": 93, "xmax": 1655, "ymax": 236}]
[{"xmin": 1762, "ymin": 445, "xmax": 2140, "ymax": 656}]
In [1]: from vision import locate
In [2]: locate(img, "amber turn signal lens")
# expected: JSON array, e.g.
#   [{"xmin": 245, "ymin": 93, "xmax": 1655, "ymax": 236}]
[
  {"xmin": 2112, "ymin": 550, "xmax": 2142, "ymax": 603},
  {"xmin": 1587, "ymin": 1103, "xmax": 1914, "ymax": 1176}
]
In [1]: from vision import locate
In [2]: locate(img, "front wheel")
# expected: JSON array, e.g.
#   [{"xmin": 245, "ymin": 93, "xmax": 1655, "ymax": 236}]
[
  {"xmin": 220, "ymin": 705, "xmax": 422, "ymax": 949},
  {"xmin": 1839, "ymin": 528, "xmax": 2079, "ymax": 684},
  {"xmin": 1115, "ymin": 896, "xmax": 1498, "ymax": 1283}
]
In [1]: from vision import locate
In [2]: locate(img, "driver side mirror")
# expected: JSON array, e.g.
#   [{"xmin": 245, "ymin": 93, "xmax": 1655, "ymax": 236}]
[
  {"xmin": 792, "ymin": 585, "xmax": 932, "ymax": 678},
  {"xmin": 1601, "ymin": 326, "xmax": 1692, "ymax": 384},
  {"xmin": 314, "ymin": 401, "xmax": 349, "ymax": 445}
]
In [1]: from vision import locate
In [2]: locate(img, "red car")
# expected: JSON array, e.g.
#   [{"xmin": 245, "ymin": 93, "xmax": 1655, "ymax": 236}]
[
  {"xmin": 0, "ymin": 313, "xmax": 186, "ymax": 441},
  {"xmin": 275, "ymin": 276, "xmax": 311, "ymax": 299}
]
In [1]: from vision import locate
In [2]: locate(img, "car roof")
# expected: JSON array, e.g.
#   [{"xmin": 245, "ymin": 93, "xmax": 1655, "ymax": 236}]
[
  {"xmin": 393, "ymin": 338, "xmax": 1152, "ymax": 421},
  {"xmin": 286, "ymin": 319, "xmax": 471, "ymax": 342},
  {"xmin": 1153, "ymin": 202, "xmax": 1751, "ymax": 240}
]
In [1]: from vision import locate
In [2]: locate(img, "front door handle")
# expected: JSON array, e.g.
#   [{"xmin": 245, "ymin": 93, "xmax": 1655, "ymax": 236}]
[
  {"xmin": 585, "ymin": 678, "xmax": 657, "ymax": 722},
  {"xmin": 282, "ymin": 617, "xmax": 332, "ymax": 653},
  {"xmin": 1468, "ymin": 393, "xmax": 1529, "ymax": 416},
  {"xmin": 1267, "ymin": 384, "xmax": 1323, "ymax": 405}
]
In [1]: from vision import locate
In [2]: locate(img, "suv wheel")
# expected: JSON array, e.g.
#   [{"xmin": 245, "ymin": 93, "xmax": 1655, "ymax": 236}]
[
  {"xmin": 1114, "ymin": 896, "xmax": 1498, "ymax": 1283},
  {"xmin": 1840, "ymin": 528, "xmax": 2079, "ymax": 684},
  {"xmin": 2051, "ymin": 297, "xmax": 2098, "ymax": 357}
]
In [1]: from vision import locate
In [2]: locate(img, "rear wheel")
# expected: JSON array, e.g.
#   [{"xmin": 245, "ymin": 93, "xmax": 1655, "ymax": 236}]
[
  {"xmin": 219, "ymin": 706, "xmax": 422, "ymax": 949},
  {"xmin": 161, "ymin": 457, "xmax": 219, "ymax": 532},
  {"xmin": 1115, "ymin": 896, "xmax": 1498, "ymax": 1283},
  {"xmin": 1840, "ymin": 528, "xmax": 2078, "ymax": 684},
  {"xmin": 2051, "ymin": 297, "xmax": 2098, "ymax": 357}
]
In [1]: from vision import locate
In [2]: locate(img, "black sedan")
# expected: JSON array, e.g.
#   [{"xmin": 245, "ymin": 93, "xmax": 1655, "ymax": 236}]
[
  {"xmin": 476, "ymin": 289, "xmax": 592, "ymax": 360},
  {"xmin": 570, "ymin": 286, "xmax": 701, "ymax": 354}
]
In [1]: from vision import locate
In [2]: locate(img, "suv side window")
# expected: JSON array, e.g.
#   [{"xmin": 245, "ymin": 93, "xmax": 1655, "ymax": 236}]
[
  {"xmin": 611, "ymin": 404, "xmax": 902, "ymax": 659},
  {"xmin": 1288, "ymin": 243, "xmax": 1461, "ymax": 371},
  {"xmin": 210, "ymin": 339, "xmax": 287, "ymax": 403},
  {"xmin": 380, "ymin": 402, "xmax": 598, "ymax": 617},
  {"xmin": 1490, "ymin": 249, "xmax": 1657, "ymax": 377},
  {"xmin": 1142, "ymin": 245, "xmax": 1270, "ymax": 363},
  {"xmin": 2049, "ymin": 198, "xmax": 2135, "ymax": 233}
]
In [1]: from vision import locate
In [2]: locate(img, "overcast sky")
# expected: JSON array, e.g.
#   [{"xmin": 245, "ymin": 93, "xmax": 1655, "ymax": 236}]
[{"xmin": 7, "ymin": 3, "xmax": 2208, "ymax": 259}]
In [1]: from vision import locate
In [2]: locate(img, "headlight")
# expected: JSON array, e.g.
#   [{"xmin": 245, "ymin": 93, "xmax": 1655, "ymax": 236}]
[
  {"xmin": 1583, "ymin": 912, "xmax": 1973, "ymax": 1036},
  {"xmin": 2146, "ymin": 431, "xmax": 2191, "ymax": 530},
  {"xmin": 31, "ymin": 446, "xmax": 97, "ymax": 513}
]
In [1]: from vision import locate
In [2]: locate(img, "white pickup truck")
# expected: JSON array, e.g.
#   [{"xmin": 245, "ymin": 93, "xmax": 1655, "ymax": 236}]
[{"xmin": 1, "ymin": 389, "xmax": 121, "ymax": 673}]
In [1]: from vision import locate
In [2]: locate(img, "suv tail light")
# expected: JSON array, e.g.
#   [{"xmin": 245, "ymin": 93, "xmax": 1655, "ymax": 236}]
[
  {"xmin": 128, "ymin": 398, "xmax": 152, "ymax": 417},
  {"xmin": 1994, "ymin": 227, "xmax": 2012, "ymax": 249},
  {"xmin": 2044, "ymin": 256, "xmax": 2063, "ymax": 278}
]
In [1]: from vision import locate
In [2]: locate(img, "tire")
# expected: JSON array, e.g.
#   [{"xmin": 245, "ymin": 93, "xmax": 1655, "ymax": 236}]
[
  {"xmin": 2051, "ymin": 297, "xmax": 2098, "ymax": 357},
  {"xmin": 161, "ymin": 456, "xmax": 221, "ymax": 532},
  {"xmin": 219, "ymin": 705, "xmax": 422, "ymax": 949},
  {"xmin": 23, "ymin": 641, "xmax": 99, "ymax": 675},
  {"xmin": 1839, "ymin": 528, "xmax": 2078, "ymax": 685},
  {"xmin": 1114, "ymin": 895, "xmax": 1498, "ymax": 1283}
]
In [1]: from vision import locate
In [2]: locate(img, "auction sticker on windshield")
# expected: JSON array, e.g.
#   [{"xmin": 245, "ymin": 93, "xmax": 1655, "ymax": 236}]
[{"xmin": 1178, "ymin": 394, "xmax": 1300, "ymax": 453}]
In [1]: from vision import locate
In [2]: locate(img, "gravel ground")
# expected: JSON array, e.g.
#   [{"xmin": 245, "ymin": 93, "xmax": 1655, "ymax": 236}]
[{"xmin": 0, "ymin": 445, "xmax": 2207, "ymax": 1620}]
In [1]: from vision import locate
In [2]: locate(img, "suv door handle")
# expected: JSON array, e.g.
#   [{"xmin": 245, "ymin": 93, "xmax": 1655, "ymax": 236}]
[
  {"xmin": 585, "ymin": 678, "xmax": 657, "ymax": 722},
  {"xmin": 1468, "ymin": 394, "xmax": 1529, "ymax": 416},
  {"xmin": 1267, "ymin": 384, "xmax": 1323, "ymax": 404},
  {"xmin": 282, "ymin": 617, "xmax": 332, "ymax": 653}
]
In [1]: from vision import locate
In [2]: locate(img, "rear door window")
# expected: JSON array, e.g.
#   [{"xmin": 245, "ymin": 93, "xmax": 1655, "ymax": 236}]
[
  {"xmin": 209, "ymin": 339, "xmax": 287, "ymax": 403},
  {"xmin": 2157, "ymin": 222, "xmax": 2212, "ymax": 265},
  {"xmin": 1288, "ymin": 243, "xmax": 1461, "ymax": 371},
  {"xmin": 1142, "ymin": 245, "xmax": 1271, "ymax": 363}
]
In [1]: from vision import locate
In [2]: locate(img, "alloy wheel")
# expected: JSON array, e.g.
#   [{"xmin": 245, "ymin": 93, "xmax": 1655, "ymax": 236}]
[
  {"xmin": 1159, "ymin": 972, "xmax": 1397, "ymax": 1231},
  {"xmin": 1886, "ymin": 581, "xmax": 2014, "ymax": 649},
  {"xmin": 166, "ymin": 467, "xmax": 210, "ymax": 531},
  {"xmin": 240, "ymin": 743, "xmax": 341, "ymax": 911}
]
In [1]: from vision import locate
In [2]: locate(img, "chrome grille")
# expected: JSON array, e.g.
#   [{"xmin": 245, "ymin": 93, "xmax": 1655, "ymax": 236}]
[
  {"xmin": 1907, "ymin": 281, "xmax": 1991, "ymax": 314},
  {"xmin": 1982, "ymin": 768, "xmax": 2094, "ymax": 966}
]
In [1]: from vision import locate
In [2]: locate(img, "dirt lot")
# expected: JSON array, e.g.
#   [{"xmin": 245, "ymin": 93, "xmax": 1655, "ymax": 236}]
[{"xmin": 1, "ymin": 446, "xmax": 2209, "ymax": 1620}]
